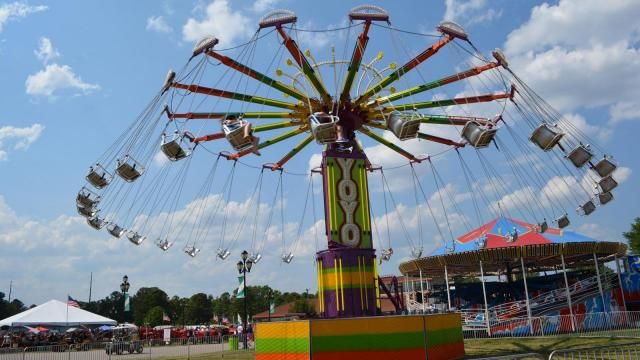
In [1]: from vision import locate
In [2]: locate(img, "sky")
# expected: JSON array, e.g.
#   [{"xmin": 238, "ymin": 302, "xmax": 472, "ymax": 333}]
[{"xmin": 1, "ymin": 0, "xmax": 639, "ymax": 307}]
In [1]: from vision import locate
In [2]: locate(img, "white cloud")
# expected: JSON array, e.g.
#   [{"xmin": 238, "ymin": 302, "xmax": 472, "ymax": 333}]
[
  {"xmin": 0, "ymin": 2, "xmax": 47, "ymax": 32},
  {"xmin": 34, "ymin": 37, "xmax": 60, "ymax": 63},
  {"xmin": 182, "ymin": 0, "xmax": 251, "ymax": 48},
  {"xmin": 560, "ymin": 113, "xmax": 612, "ymax": 144},
  {"xmin": 503, "ymin": 0, "xmax": 640, "ymax": 124},
  {"xmin": 25, "ymin": 64, "xmax": 100, "ymax": 97},
  {"xmin": 443, "ymin": 0, "xmax": 502, "ymax": 26},
  {"xmin": 0, "ymin": 123, "xmax": 44, "ymax": 160},
  {"xmin": 146, "ymin": 15, "xmax": 173, "ymax": 34},
  {"xmin": 251, "ymin": 0, "xmax": 280, "ymax": 13}
]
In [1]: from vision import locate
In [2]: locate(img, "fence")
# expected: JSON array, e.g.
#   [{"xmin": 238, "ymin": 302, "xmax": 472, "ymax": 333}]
[
  {"xmin": 0, "ymin": 335, "xmax": 254, "ymax": 360},
  {"xmin": 463, "ymin": 311, "xmax": 640, "ymax": 339},
  {"xmin": 549, "ymin": 342, "xmax": 640, "ymax": 359}
]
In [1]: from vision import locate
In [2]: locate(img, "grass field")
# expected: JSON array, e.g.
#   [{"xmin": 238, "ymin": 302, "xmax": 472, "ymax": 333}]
[{"xmin": 148, "ymin": 336, "xmax": 638, "ymax": 359}]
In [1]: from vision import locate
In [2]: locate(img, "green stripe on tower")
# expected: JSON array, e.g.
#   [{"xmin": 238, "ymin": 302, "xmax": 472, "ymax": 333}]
[
  {"xmin": 424, "ymin": 327, "xmax": 464, "ymax": 347},
  {"xmin": 255, "ymin": 338, "xmax": 310, "ymax": 354},
  {"xmin": 312, "ymin": 332, "xmax": 424, "ymax": 352}
]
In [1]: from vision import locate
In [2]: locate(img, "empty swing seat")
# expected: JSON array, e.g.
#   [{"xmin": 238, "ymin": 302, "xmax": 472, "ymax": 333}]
[
  {"xmin": 127, "ymin": 231, "xmax": 146, "ymax": 245},
  {"xmin": 185, "ymin": 245, "xmax": 200, "ymax": 257},
  {"xmin": 566, "ymin": 144, "xmax": 593, "ymax": 168},
  {"xmin": 156, "ymin": 238, "xmax": 173, "ymax": 251},
  {"xmin": 309, "ymin": 112, "xmax": 339, "ymax": 144},
  {"xmin": 87, "ymin": 216, "xmax": 106, "ymax": 230},
  {"xmin": 462, "ymin": 121, "xmax": 497, "ymax": 148},
  {"xmin": 593, "ymin": 156, "xmax": 617, "ymax": 177},
  {"xmin": 411, "ymin": 247, "xmax": 423, "ymax": 259},
  {"xmin": 506, "ymin": 228, "xmax": 518, "ymax": 242},
  {"xmin": 475, "ymin": 236, "xmax": 487, "ymax": 249},
  {"xmin": 556, "ymin": 214, "xmax": 570, "ymax": 229},
  {"xmin": 248, "ymin": 253, "xmax": 262, "ymax": 264},
  {"xmin": 386, "ymin": 111, "xmax": 420, "ymax": 140},
  {"xmin": 217, "ymin": 248, "xmax": 230, "ymax": 260},
  {"xmin": 598, "ymin": 192, "xmax": 614, "ymax": 205},
  {"xmin": 161, "ymin": 132, "xmax": 192, "ymax": 161},
  {"xmin": 86, "ymin": 163, "xmax": 112, "ymax": 189},
  {"xmin": 77, "ymin": 205, "xmax": 96, "ymax": 218},
  {"xmin": 598, "ymin": 175, "xmax": 618, "ymax": 193},
  {"xmin": 116, "ymin": 155, "xmax": 144, "ymax": 182},
  {"xmin": 577, "ymin": 200, "xmax": 596, "ymax": 216},
  {"xmin": 281, "ymin": 252, "xmax": 294, "ymax": 264},
  {"xmin": 107, "ymin": 223, "xmax": 125, "ymax": 238},
  {"xmin": 77, "ymin": 187, "xmax": 101, "ymax": 209},
  {"xmin": 222, "ymin": 119, "xmax": 253, "ymax": 151},
  {"xmin": 530, "ymin": 124, "xmax": 564, "ymax": 151}
]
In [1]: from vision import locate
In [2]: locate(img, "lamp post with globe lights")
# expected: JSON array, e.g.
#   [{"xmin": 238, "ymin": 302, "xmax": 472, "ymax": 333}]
[{"xmin": 237, "ymin": 250, "xmax": 253, "ymax": 349}]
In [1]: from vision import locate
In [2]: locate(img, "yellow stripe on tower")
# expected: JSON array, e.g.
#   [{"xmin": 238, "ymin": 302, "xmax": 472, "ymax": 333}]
[
  {"xmin": 338, "ymin": 257, "xmax": 345, "ymax": 311},
  {"xmin": 333, "ymin": 258, "xmax": 339, "ymax": 313}
]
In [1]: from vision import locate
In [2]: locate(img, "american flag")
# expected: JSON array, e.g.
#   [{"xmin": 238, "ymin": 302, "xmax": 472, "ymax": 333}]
[
  {"xmin": 162, "ymin": 312, "xmax": 171, "ymax": 322},
  {"xmin": 67, "ymin": 296, "xmax": 80, "ymax": 308}
]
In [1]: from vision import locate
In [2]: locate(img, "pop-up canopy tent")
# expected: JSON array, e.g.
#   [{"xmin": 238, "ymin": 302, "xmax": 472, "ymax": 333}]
[{"xmin": 0, "ymin": 300, "xmax": 116, "ymax": 327}]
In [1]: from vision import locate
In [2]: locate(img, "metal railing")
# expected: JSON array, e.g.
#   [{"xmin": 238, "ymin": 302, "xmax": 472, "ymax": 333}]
[
  {"xmin": 464, "ymin": 311, "xmax": 640, "ymax": 339},
  {"xmin": 0, "ymin": 335, "xmax": 254, "ymax": 359},
  {"xmin": 549, "ymin": 342, "xmax": 640, "ymax": 359}
]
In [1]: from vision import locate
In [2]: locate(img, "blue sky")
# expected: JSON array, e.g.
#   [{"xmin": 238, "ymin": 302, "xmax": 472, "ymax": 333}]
[{"xmin": 1, "ymin": 0, "xmax": 639, "ymax": 307}]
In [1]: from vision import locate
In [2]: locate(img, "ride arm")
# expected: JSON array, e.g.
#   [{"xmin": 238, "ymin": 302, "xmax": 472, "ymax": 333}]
[
  {"xmin": 370, "ymin": 61, "xmax": 500, "ymax": 106},
  {"xmin": 206, "ymin": 50, "xmax": 309, "ymax": 101},
  {"xmin": 193, "ymin": 133, "xmax": 225, "ymax": 144},
  {"xmin": 417, "ymin": 132, "xmax": 464, "ymax": 147},
  {"xmin": 358, "ymin": 126, "xmax": 421, "ymax": 162},
  {"xmin": 169, "ymin": 112, "xmax": 294, "ymax": 120},
  {"xmin": 354, "ymin": 36, "xmax": 453, "ymax": 105},
  {"xmin": 276, "ymin": 27, "xmax": 332, "ymax": 104},
  {"xmin": 172, "ymin": 82, "xmax": 299, "ymax": 110},
  {"xmin": 227, "ymin": 127, "xmax": 306, "ymax": 160},
  {"xmin": 271, "ymin": 134, "xmax": 314, "ymax": 170},
  {"xmin": 253, "ymin": 120, "xmax": 301, "ymax": 133},
  {"xmin": 340, "ymin": 21, "xmax": 371, "ymax": 101},
  {"xmin": 381, "ymin": 87, "xmax": 514, "ymax": 112}
]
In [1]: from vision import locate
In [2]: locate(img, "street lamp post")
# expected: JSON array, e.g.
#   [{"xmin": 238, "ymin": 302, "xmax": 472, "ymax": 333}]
[
  {"xmin": 120, "ymin": 275, "xmax": 130, "ymax": 324},
  {"xmin": 268, "ymin": 290, "xmax": 273, "ymax": 322},
  {"xmin": 237, "ymin": 250, "xmax": 253, "ymax": 349}
]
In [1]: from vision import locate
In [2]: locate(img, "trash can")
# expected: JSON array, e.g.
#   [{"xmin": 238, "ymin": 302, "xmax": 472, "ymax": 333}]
[{"xmin": 229, "ymin": 336, "xmax": 239, "ymax": 350}]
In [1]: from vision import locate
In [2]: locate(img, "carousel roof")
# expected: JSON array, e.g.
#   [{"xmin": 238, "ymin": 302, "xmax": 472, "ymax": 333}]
[{"xmin": 399, "ymin": 217, "xmax": 626, "ymax": 277}]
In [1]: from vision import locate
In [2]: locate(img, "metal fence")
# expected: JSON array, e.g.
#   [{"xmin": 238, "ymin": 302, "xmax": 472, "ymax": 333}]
[
  {"xmin": 464, "ymin": 311, "xmax": 640, "ymax": 339},
  {"xmin": 549, "ymin": 342, "xmax": 640, "ymax": 359},
  {"xmin": 0, "ymin": 335, "xmax": 254, "ymax": 360}
]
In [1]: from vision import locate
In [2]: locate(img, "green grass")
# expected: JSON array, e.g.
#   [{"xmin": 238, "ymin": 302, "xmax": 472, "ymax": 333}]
[
  {"xmin": 463, "ymin": 337, "xmax": 638, "ymax": 358},
  {"xmin": 149, "ymin": 337, "xmax": 639, "ymax": 359}
]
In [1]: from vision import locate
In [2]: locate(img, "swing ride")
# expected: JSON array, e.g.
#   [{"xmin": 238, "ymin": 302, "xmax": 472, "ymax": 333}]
[{"xmin": 77, "ymin": 4, "xmax": 621, "ymax": 320}]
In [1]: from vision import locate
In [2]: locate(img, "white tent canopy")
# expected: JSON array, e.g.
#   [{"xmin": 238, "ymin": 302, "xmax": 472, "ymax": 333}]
[{"xmin": 0, "ymin": 300, "xmax": 116, "ymax": 327}]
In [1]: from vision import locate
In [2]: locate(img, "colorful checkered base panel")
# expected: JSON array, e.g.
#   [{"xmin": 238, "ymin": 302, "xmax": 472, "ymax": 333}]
[{"xmin": 255, "ymin": 313, "xmax": 464, "ymax": 360}]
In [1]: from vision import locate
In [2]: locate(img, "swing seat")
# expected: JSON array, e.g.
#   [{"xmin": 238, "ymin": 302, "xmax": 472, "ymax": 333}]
[
  {"xmin": 598, "ymin": 175, "xmax": 618, "ymax": 193},
  {"xmin": 475, "ymin": 236, "xmax": 487, "ymax": 249},
  {"xmin": 162, "ymin": 70, "xmax": 175, "ymax": 94},
  {"xmin": 217, "ymin": 248, "xmax": 231, "ymax": 260},
  {"xmin": 461, "ymin": 121, "xmax": 497, "ymax": 148},
  {"xmin": 506, "ymin": 228, "xmax": 518, "ymax": 243},
  {"xmin": 598, "ymin": 192, "xmax": 614, "ymax": 205},
  {"xmin": 593, "ymin": 156, "xmax": 616, "ymax": 177},
  {"xmin": 281, "ymin": 252, "xmax": 294, "ymax": 264},
  {"xmin": 386, "ymin": 111, "xmax": 420, "ymax": 140},
  {"xmin": 127, "ymin": 231, "xmax": 145, "ymax": 246},
  {"xmin": 309, "ymin": 112, "xmax": 339, "ymax": 144},
  {"xmin": 116, "ymin": 155, "xmax": 144, "ymax": 182},
  {"xmin": 156, "ymin": 238, "xmax": 173, "ymax": 251},
  {"xmin": 566, "ymin": 144, "xmax": 592, "ymax": 168},
  {"xmin": 87, "ymin": 216, "xmax": 106, "ymax": 230},
  {"xmin": 185, "ymin": 245, "xmax": 200, "ymax": 258},
  {"xmin": 577, "ymin": 200, "xmax": 596, "ymax": 216},
  {"xmin": 222, "ymin": 119, "xmax": 254, "ymax": 151},
  {"xmin": 537, "ymin": 220, "xmax": 549, "ymax": 233},
  {"xmin": 411, "ymin": 247, "xmax": 423, "ymax": 259},
  {"xmin": 380, "ymin": 248, "xmax": 393, "ymax": 262},
  {"xmin": 192, "ymin": 36, "xmax": 218, "ymax": 58},
  {"xmin": 530, "ymin": 124, "xmax": 563, "ymax": 151},
  {"xmin": 77, "ymin": 205, "xmax": 96, "ymax": 218},
  {"xmin": 86, "ymin": 163, "xmax": 112, "ymax": 189},
  {"xmin": 161, "ymin": 132, "xmax": 192, "ymax": 161},
  {"xmin": 107, "ymin": 223, "xmax": 125, "ymax": 238},
  {"xmin": 248, "ymin": 253, "xmax": 262, "ymax": 264},
  {"xmin": 556, "ymin": 214, "xmax": 570, "ymax": 229},
  {"xmin": 77, "ymin": 187, "xmax": 101, "ymax": 209}
]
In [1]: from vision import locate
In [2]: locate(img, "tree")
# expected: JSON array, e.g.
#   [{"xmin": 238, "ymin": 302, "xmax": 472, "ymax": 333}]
[
  {"xmin": 144, "ymin": 306, "xmax": 166, "ymax": 326},
  {"xmin": 185, "ymin": 293, "xmax": 212, "ymax": 325},
  {"xmin": 290, "ymin": 299, "xmax": 316, "ymax": 318},
  {"xmin": 131, "ymin": 287, "xmax": 169, "ymax": 325},
  {"xmin": 624, "ymin": 217, "xmax": 640, "ymax": 254}
]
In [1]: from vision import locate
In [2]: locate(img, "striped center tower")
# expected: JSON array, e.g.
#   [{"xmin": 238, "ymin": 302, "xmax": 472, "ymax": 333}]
[{"xmin": 317, "ymin": 149, "xmax": 378, "ymax": 318}]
